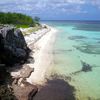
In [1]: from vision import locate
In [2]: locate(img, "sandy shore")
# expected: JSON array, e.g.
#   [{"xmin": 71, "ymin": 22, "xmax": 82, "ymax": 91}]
[{"xmin": 26, "ymin": 26, "xmax": 58, "ymax": 85}]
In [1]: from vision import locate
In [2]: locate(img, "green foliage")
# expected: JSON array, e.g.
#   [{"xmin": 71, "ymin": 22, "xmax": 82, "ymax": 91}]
[
  {"xmin": 0, "ymin": 12, "xmax": 40, "ymax": 27},
  {"xmin": 16, "ymin": 24, "xmax": 29, "ymax": 28}
]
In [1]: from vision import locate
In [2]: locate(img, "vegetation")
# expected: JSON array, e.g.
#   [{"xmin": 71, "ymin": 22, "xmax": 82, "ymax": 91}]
[
  {"xmin": 0, "ymin": 12, "xmax": 40, "ymax": 28},
  {"xmin": 22, "ymin": 26, "xmax": 41, "ymax": 35}
]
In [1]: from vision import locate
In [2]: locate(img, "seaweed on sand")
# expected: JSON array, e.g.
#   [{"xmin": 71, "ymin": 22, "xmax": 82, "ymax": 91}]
[
  {"xmin": 81, "ymin": 61, "xmax": 92, "ymax": 72},
  {"xmin": 70, "ymin": 61, "xmax": 93, "ymax": 75},
  {"xmin": 70, "ymin": 60, "xmax": 100, "ymax": 76}
]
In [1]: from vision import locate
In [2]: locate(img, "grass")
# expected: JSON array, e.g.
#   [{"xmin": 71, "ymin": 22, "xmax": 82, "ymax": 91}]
[
  {"xmin": 16, "ymin": 24, "xmax": 30, "ymax": 28},
  {"xmin": 0, "ymin": 24, "xmax": 42, "ymax": 36},
  {"xmin": 14, "ymin": 24, "xmax": 42, "ymax": 36},
  {"xmin": 21, "ymin": 26, "xmax": 42, "ymax": 36}
]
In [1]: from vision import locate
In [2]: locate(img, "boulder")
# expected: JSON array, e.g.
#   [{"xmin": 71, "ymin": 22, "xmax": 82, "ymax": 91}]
[
  {"xmin": 0, "ymin": 26, "xmax": 31, "ymax": 66},
  {"xmin": 8, "ymin": 64, "xmax": 34, "ymax": 79},
  {"xmin": 13, "ymin": 81, "xmax": 38, "ymax": 100}
]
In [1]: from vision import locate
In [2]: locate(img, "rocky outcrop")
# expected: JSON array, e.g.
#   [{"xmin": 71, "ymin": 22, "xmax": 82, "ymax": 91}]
[
  {"xmin": 0, "ymin": 25, "xmax": 38, "ymax": 100},
  {"xmin": 13, "ymin": 81, "xmax": 38, "ymax": 100},
  {"xmin": 8, "ymin": 64, "xmax": 34, "ymax": 79},
  {"xmin": 0, "ymin": 26, "xmax": 31, "ymax": 66}
]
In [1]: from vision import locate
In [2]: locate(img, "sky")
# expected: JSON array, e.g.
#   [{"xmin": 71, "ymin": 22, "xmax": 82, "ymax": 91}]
[{"xmin": 0, "ymin": 0, "xmax": 100, "ymax": 20}]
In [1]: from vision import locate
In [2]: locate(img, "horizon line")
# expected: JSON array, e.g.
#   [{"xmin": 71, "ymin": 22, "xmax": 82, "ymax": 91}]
[{"xmin": 41, "ymin": 20, "xmax": 100, "ymax": 21}]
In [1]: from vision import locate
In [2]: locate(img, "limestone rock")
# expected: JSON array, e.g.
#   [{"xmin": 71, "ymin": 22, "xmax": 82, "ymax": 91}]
[
  {"xmin": 9, "ymin": 64, "xmax": 34, "ymax": 79},
  {"xmin": 13, "ymin": 82, "xmax": 38, "ymax": 100},
  {"xmin": 0, "ymin": 26, "xmax": 31, "ymax": 66}
]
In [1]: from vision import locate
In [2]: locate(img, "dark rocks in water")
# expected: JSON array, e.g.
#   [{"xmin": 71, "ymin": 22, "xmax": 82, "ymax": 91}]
[
  {"xmin": 74, "ymin": 44, "xmax": 100, "ymax": 54},
  {"xmin": 68, "ymin": 35, "xmax": 87, "ymax": 40},
  {"xmin": 0, "ymin": 26, "xmax": 31, "ymax": 66},
  {"xmin": 81, "ymin": 61, "xmax": 92, "ymax": 72},
  {"xmin": 70, "ymin": 61, "xmax": 92, "ymax": 76}
]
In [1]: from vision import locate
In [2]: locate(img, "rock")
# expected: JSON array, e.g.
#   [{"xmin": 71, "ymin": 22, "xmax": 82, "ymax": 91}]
[
  {"xmin": 0, "ymin": 26, "xmax": 31, "ymax": 66},
  {"xmin": 26, "ymin": 56, "xmax": 34, "ymax": 63},
  {"xmin": 13, "ymin": 81, "xmax": 38, "ymax": 100},
  {"xmin": 0, "ymin": 67, "xmax": 6, "ymax": 84},
  {"xmin": 0, "ymin": 84, "xmax": 17, "ymax": 100},
  {"xmin": 20, "ymin": 65, "xmax": 34, "ymax": 78},
  {"xmin": 18, "ymin": 78, "xmax": 23, "ymax": 86},
  {"xmin": 15, "ymin": 48, "xmax": 26, "ymax": 58},
  {"xmin": 9, "ymin": 64, "xmax": 34, "ymax": 79}
]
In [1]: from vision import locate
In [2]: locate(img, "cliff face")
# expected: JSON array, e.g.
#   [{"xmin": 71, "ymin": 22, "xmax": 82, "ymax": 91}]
[
  {"xmin": 0, "ymin": 26, "xmax": 38, "ymax": 100},
  {"xmin": 0, "ymin": 26, "xmax": 30, "ymax": 66}
]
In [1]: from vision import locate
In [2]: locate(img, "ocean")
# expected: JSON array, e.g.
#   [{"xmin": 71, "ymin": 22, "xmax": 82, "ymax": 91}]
[{"xmin": 42, "ymin": 21, "xmax": 100, "ymax": 100}]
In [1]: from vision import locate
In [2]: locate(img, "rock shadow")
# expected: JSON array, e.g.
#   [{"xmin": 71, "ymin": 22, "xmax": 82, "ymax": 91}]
[{"xmin": 33, "ymin": 76, "xmax": 75, "ymax": 100}]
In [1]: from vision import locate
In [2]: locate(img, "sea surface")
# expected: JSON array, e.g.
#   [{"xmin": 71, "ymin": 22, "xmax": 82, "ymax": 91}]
[{"xmin": 42, "ymin": 21, "xmax": 100, "ymax": 100}]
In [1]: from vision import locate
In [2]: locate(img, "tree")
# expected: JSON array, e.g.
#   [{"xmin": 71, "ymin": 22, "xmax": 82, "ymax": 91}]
[
  {"xmin": 0, "ymin": 12, "xmax": 40, "ymax": 27},
  {"xmin": 34, "ymin": 16, "xmax": 40, "ymax": 22}
]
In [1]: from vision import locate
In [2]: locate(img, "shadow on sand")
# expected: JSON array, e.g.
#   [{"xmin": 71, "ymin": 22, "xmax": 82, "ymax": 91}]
[{"xmin": 33, "ymin": 75, "xmax": 75, "ymax": 100}]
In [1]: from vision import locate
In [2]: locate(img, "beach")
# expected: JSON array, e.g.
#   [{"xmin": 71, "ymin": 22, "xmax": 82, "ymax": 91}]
[
  {"xmin": 26, "ymin": 26, "xmax": 58, "ymax": 85},
  {"xmin": 3, "ymin": 21, "xmax": 100, "ymax": 100}
]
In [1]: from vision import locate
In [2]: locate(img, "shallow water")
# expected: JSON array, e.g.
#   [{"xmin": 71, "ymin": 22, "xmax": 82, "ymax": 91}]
[{"xmin": 43, "ymin": 21, "xmax": 100, "ymax": 100}]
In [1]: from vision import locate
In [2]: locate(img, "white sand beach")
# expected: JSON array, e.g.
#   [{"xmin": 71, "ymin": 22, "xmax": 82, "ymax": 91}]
[{"xmin": 26, "ymin": 26, "xmax": 58, "ymax": 85}]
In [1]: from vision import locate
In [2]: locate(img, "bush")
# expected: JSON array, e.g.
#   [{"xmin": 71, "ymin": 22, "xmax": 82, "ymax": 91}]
[{"xmin": 0, "ymin": 12, "xmax": 40, "ymax": 27}]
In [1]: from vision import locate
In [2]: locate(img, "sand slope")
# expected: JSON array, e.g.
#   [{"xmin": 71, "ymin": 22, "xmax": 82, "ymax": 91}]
[{"xmin": 27, "ymin": 27, "xmax": 58, "ymax": 84}]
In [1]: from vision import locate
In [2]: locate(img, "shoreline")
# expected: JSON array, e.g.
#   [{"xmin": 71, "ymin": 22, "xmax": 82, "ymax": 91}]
[{"xmin": 26, "ymin": 26, "xmax": 58, "ymax": 85}]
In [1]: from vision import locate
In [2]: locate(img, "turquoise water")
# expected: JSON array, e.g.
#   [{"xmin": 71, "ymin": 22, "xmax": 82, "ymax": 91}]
[{"xmin": 44, "ymin": 21, "xmax": 100, "ymax": 100}]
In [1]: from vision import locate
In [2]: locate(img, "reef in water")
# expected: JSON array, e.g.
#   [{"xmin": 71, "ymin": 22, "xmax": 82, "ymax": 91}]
[
  {"xmin": 74, "ymin": 43, "xmax": 100, "ymax": 54},
  {"xmin": 68, "ymin": 35, "xmax": 87, "ymax": 40}
]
